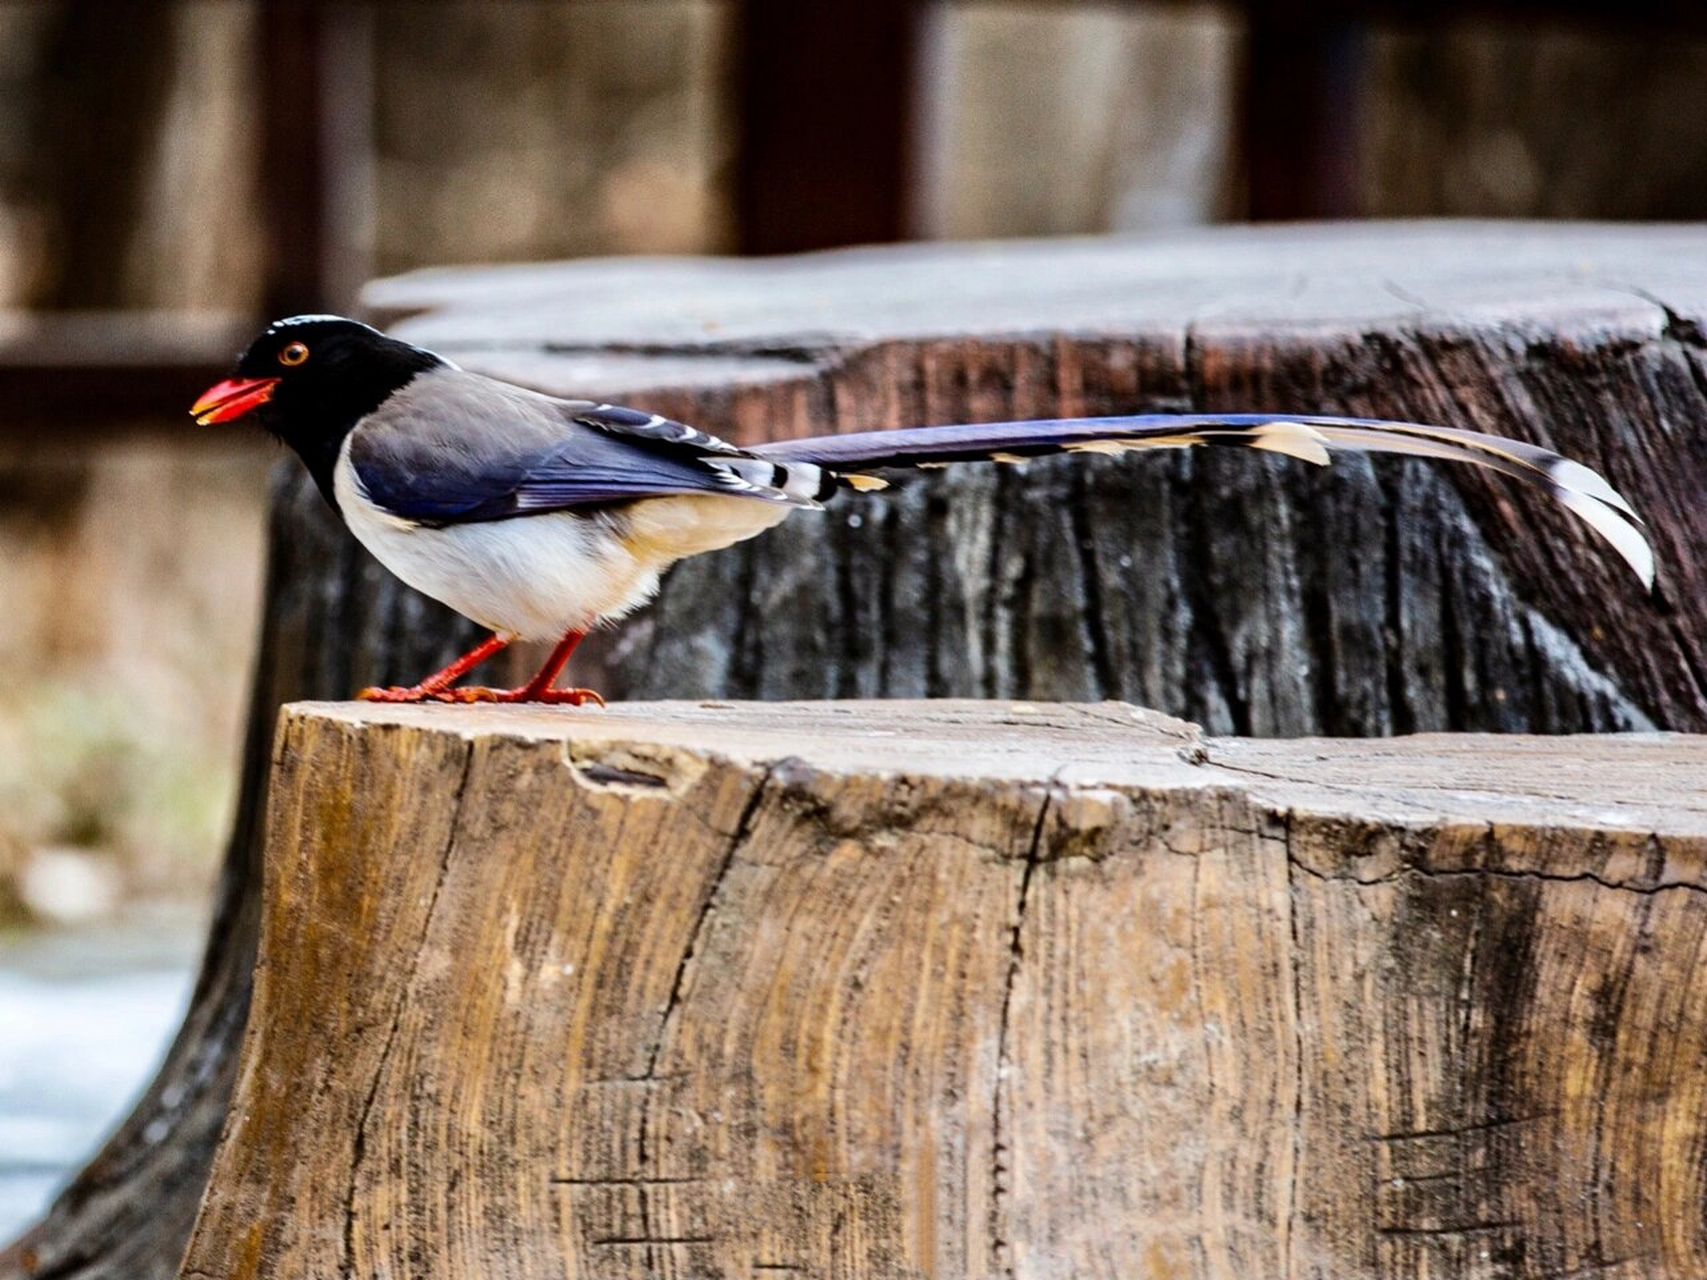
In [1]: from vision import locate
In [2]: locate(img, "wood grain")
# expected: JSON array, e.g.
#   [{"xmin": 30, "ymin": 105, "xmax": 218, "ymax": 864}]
[{"xmin": 177, "ymin": 700, "xmax": 1707, "ymax": 1280}]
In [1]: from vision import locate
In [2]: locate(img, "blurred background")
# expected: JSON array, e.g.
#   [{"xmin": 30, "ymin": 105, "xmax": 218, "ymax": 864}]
[{"xmin": 1, "ymin": 0, "xmax": 1704, "ymax": 1239}]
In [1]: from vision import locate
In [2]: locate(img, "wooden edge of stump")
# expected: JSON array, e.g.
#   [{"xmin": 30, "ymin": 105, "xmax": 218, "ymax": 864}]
[{"xmin": 177, "ymin": 700, "xmax": 1707, "ymax": 1280}]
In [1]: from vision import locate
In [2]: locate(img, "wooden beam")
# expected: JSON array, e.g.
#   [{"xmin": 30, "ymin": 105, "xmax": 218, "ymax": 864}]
[
  {"xmin": 733, "ymin": 0, "xmax": 918, "ymax": 253},
  {"xmin": 986, "ymin": 0, "xmax": 1705, "ymax": 27},
  {"xmin": 258, "ymin": 0, "xmax": 372, "ymax": 316},
  {"xmin": 1239, "ymin": 10, "xmax": 1367, "ymax": 219},
  {"xmin": 0, "ymin": 312, "xmax": 251, "ymax": 437}
]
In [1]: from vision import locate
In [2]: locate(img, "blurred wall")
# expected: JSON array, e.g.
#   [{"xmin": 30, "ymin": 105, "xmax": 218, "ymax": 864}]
[
  {"xmin": 5, "ymin": 2, "xmax": 1706, "ymax": 310},
  {"xmin": 371, "ymin": 0, "xmax": 735, "ymax": 272},
  {"xmin": 919, "ymin": 4, "xmax": 1238, "ymax": 237},
  {"xmin": 0, "ymin": 2, "xmax": 261, "ymax": 312},
  {"xmin": 1364, "ymin": 20, "xmax": 1707, "ymax": 218},
  {"xmin": 0, "ymin": 438, "xmax": 269, "ymax": 919}
]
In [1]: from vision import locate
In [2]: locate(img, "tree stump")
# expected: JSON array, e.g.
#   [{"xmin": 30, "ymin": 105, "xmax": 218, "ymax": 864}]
[
  {"xmin": 6, "ymin": 222, "xmax": 1703, "ymax": 1280},
  {"xmin": 175, "ymin": 701, "xmax": 1707, "ymax": 1280},
  {"xmin": 368, "ymin": 221, "xmax": 1707, "ymax": 736}
]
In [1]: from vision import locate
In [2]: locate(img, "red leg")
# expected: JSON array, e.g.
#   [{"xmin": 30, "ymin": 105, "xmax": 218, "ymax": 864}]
[
  {"xmin": 443, "ymin": 629, "xmax": 605, "ymax": 707},
  {"xmin": 357, "ymin": 633, "xmax": 510, "ymax": 703}
]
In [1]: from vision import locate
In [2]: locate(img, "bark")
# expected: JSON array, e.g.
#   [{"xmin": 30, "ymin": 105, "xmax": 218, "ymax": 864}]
[{"xmin": 183, "ymin": 700, "xmax": 1707, "ymax": 1279}]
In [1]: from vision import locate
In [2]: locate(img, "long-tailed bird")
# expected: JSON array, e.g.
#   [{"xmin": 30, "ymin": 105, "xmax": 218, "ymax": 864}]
[{"xmin": 193, "ymin": 315, "xmax": 1653, "ymax": 705}]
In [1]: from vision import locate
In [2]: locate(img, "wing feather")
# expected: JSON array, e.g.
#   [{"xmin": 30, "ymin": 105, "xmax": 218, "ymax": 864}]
[{"xmin": 349, "ymin": 375, "xmax": 808, "ymax": 523}]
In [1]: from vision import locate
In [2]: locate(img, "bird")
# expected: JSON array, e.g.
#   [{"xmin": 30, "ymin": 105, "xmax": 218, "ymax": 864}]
[{"xmin": 192, "ymin": 315, "xmax": 1654, "ymax": 706}]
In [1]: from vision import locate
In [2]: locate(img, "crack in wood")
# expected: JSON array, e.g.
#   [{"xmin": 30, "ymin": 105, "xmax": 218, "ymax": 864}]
[
  {"xmin": 1587, "ymin": 885, "xmax": 1657, "ymax": 1252},
  {"xmin": 575, "ymin": 761, "xmax": 671, "ymax": 789},
  {"xmin": 1288, "ymin": 854, "xmax": 1707, "ymax": 900},
  {"xmin": 592, "ymin": 1236, "xmax": 717, "ymax": 1247},
  {"xmin": 877, "ymin": 493, "xmax": 902, "ymax": 695},
  {"xmin": 1376, "ymin": 1220, "xmax": 1522, "ymax": 1238},
  {"xmin": 1180, "ymin": 455, "xmax": 1251, "ymax": 735},
  {"xmin": 631, "ymin": 756, "xmax": 774, "ymax": 1265},
  {"xmin": 341, "ymin": 739, "xmax": 476, "ymax": 1280},
  {"xmin": 641, "ymin": 764, "xmax": 775, "ymax": 1084},
  {"xmin": 1067, "ymin": 464, "xmax": 1117, "ymax": 701},
  {"xmin": 1371, "ymin": 1113, "xmax": 1558, "ymax": 1143},
  {"xmin": 731, "ymin": 542, "xmax": 764, "ymax": 699},
  {"xmin": 989, "ymin": 785, "xmax": 1055, "ymax": 1280},
  {"xmin": 1379, "ymin": 470, "xmax": 1417, "ymax": 735},
  {"xmin": 550, "ymin": 1176, "xmax": 704, "ymax": 1187},
  {"xmin": 1283, "ymin": 813, "xmax": 1306, "ymax": 1280},
  {"xmin": 832, "ymin": 496, "xmax": 864, "ymax": 699}
]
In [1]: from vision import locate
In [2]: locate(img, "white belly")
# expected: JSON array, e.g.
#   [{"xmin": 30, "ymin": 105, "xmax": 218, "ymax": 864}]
[{"xmin": 333, "ymin": 447, "xmax": 793, "ymax": 640}]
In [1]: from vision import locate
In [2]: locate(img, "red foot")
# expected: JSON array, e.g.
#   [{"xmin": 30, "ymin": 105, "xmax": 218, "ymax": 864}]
[
  {"xmin": 358, "ymin": 685, "xmax": 456, "ymax": 704},
  {"xmin": 355, "ymin": 630, "xmax": 598, "ymax": 708},
  {"xmin": 441, "ymin": 686, "xmax": 607, "ymax": 707}
]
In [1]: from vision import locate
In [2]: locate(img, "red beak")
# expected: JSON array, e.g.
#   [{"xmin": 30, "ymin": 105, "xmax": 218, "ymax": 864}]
[{"xmin": 191, "ymin": 376, "xmax": 280, "ymax": 425}]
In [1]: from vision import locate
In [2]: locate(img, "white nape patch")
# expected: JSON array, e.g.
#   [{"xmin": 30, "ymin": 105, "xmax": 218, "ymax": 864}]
[
  {"xmin": 843, "ymin": 474, "xmax": 889, "ymax": 492},
  {"xmin": 1249, "ymin": 421, "xmax": 1332, "ymax": 466},
  {"xmin": 268, "ymin": 314, "xmax": 367, "ymax": 331}
]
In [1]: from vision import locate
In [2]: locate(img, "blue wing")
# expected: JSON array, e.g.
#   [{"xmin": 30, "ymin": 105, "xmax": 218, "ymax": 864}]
[{"xmin": 347, "ymin": 373, "xmax": 804, "ymax": 525}]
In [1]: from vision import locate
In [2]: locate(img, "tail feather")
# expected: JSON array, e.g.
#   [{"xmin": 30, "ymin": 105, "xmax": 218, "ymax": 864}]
[{"xmin": 750, "ymin": 414, "xmax": 1653, "ymax": 588}]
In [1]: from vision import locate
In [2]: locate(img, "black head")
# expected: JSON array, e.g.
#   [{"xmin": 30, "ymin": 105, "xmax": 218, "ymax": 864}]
[{"xmin": 192, "ymin": 315, "xmax": 443, "ymax": 501}]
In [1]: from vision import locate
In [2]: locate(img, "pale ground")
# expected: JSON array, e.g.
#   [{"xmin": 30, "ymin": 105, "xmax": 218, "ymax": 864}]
[{"xmin": 0, "ymin": 913, "xmax": 200, "ymax": 1238}]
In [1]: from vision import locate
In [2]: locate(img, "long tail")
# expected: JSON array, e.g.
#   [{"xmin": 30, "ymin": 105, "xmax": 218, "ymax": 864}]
[{"xmin": 750, "ymin": 413, "xmax": 1654, "ymax": 588}]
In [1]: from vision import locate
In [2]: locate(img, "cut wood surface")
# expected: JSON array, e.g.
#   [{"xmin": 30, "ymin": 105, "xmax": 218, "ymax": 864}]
[{"xmin": 179, "ymin": 700, "xmax": 1707, "ymax": 1280}]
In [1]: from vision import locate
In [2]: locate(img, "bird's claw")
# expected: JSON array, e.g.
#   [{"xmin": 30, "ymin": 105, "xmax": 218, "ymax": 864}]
[
  {"xmin": 358, "ymin": 684, "xmax": 604, "ymax": 707},
  {"xmin": 438, "ymin": 686, "xmax": 606, "ymax": 707},
  {"xmin": 536, "ymin": 687, "xmax": 606, "ymax": 707},
  {"xmin": 358, "ymin": 685, "xmax": 443, "ymax": 703}
]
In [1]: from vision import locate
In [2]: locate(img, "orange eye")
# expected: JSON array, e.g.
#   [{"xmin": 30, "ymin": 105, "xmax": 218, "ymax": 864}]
[{"xmin": 279, "ymin": 341, "xmax": 310, "ymax": 367}]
